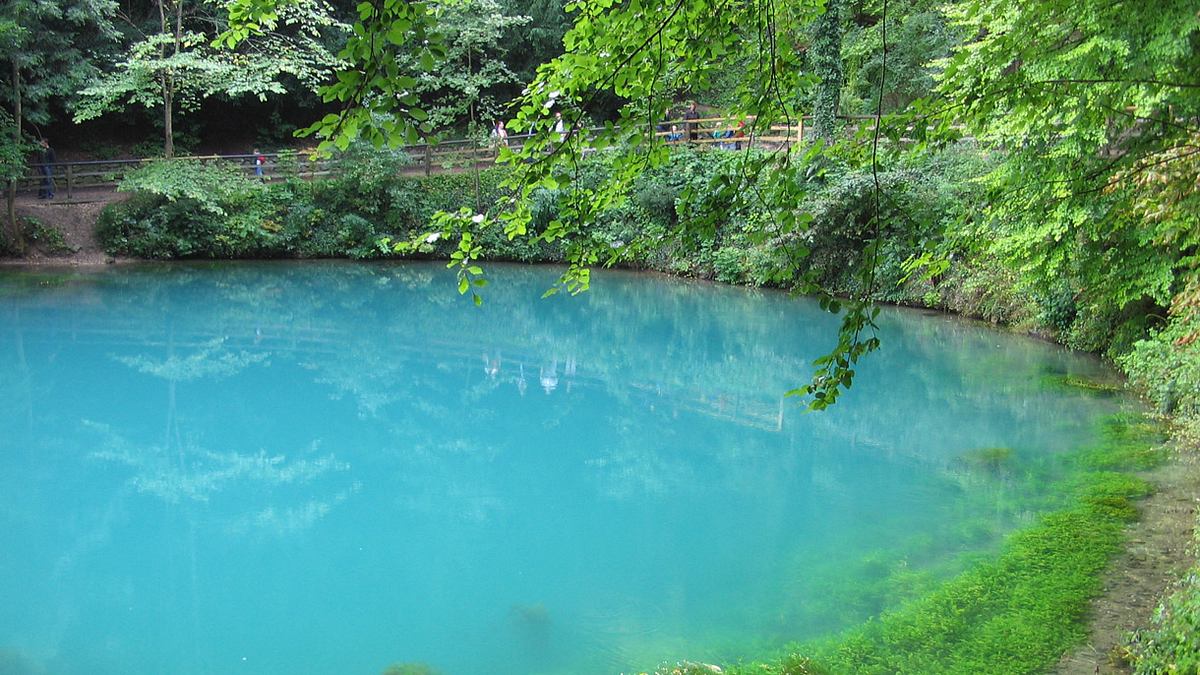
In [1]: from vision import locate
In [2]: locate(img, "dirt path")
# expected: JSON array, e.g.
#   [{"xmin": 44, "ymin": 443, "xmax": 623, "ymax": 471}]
[
  {"xmin": 1057, "ymin": 435, "xmax": 1200, "ymax": 674},
  {"xmin": 4, "ymin": 190, "xmax": 127, "ymax": 265}
]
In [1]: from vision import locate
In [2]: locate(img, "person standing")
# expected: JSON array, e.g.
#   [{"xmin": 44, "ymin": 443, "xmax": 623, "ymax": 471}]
[
  {"xmin": 683, "ymin": 101, "xmax": 700, "ymax": 143},
  {"xmin": 553, "ymin": 111, "xmax": 567, "ymax": 142},
  {"xmin": 38, "ymin": 139, "xmax": 56, "ymax": 199},
  {"xmin": 253, "ymin": 148, "xmax": 266, "ymax": 180}
]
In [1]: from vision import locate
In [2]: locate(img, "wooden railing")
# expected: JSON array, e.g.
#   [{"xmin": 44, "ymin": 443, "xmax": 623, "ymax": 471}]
[
  {"xmin": 14, "ymin": 140, "xmax": 515, "ymax": 200},
  {"xmin": 15, "ymin": 114, "xmax": 891, "ymax": 200}
]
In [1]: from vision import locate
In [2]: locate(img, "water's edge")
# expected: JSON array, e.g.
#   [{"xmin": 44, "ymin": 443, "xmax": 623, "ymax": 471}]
[{"xmin": 0, "ymin": 260, "xmax": 1185, "ymax": 675}]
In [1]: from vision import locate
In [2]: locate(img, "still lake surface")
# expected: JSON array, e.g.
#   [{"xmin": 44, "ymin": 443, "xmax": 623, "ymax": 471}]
[{"xmin": 0, "ymin": 262, "xmax": 1125, "ymax": 675}]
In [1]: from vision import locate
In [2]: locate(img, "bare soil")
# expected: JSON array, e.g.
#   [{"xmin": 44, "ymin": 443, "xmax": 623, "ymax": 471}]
[
  {"xmin": 1057, "ymin": 434, "xmax": 1200, "ymax": 674},
  {"xmin": 3, "ymin": 190, "xmax": 129, "ymax": 265}
]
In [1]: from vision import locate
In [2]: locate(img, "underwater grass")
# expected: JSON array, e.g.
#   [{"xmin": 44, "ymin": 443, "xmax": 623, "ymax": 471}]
[
  {"xmin": 708, "ymin": 413, "xmax": 1163, "ymax": 675},
  {"xmin": 1035, "ymin": 366, "xmax": 1124, "ymax": 398}
]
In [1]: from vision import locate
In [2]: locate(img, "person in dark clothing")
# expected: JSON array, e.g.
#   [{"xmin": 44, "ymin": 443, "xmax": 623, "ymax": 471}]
[
  {"xmin": 38, "ymin": 139, "xmax": 56, "ymax": 199},
  {"xmin": 683, "ymin": 101, "xmax": 700, "ymax": 142}
]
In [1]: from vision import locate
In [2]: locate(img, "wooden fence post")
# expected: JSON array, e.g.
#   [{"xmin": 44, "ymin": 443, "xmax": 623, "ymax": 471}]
[
  {"xmin": 424, "ymin": 144, "xmax": 432, "ymax": 176},
  {"xmin": 65, "ymin": 164, "xmax": 74, "ymax": 201}
]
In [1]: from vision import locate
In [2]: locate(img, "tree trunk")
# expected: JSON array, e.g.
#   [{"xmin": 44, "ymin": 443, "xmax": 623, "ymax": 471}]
[
  {"xmin": 157, "ymin": 0, "xmax": 178, "ymax": 158},
  {"xmin": 467, "ymin": 48, "xmax": 481, "ymax": 212},
  {"xmin": 169, "ymin": 0, "xmax": 183, "ymax": 158},
  {"xmin": 6, "ymin": 60, "xmax": 23, "ymax": 253},
  {"xmin": 810, "ymin": 0, "xmax": 845, "ymax": 141},
  {"xmin": 163, "ymin": 80, "xmax": 174, "ymax": 158}
]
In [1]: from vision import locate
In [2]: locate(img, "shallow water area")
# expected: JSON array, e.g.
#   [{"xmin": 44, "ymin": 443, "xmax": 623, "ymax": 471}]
[{"xmin": 0, "ymin": 262, "xmax": 1126, "ymax": 675}]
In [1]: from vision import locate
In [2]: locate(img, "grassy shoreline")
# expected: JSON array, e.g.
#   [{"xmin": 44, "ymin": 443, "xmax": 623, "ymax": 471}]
[{"xmin": 640, "ymin": 413, "xmax": 1168, "ymax": 675}]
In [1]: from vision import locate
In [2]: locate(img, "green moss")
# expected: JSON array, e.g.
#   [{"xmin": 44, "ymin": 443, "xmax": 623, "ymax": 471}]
[
  {"xmin": 959, "ymin": 446, "xmax": 1015, "ymax": 473},
  {"xmin": 713, "ymin": 413, "xmax": 1161, "ymax": 675},
  {"xmin": 1039, "ymin": 373, "xmax": 1123, "ymax": 397},
  {"xmin": 1075, "ymin": 413, "xmax": 1168, "ymax": 472}
]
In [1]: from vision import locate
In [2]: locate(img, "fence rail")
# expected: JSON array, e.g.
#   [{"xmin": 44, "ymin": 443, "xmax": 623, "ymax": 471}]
[{"xmin": 16, "ymin": 114, "xmax": 896, "ymax": 200}]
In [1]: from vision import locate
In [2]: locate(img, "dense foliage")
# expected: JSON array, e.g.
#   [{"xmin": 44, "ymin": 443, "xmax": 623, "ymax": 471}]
[
  {"xmin": 926, "ymin": 0, "xmax": 1200, "ymax": 356},
  {"xmin": 97, "ymin": 143, "xmax": 992, "ymax": 304}
]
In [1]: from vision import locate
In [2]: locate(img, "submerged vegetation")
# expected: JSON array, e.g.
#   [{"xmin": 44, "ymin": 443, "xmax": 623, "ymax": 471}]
[
  {"xmin": 380, "ymin": 663, "xmax": 440, "ymax": 675},
  {"xmin": 658, "ymin": 413, "xmax": 1165, "ymax": 675},
  {"xmin": 958, "ymin": 446, "xmax": 1015, "ymax": 474}
]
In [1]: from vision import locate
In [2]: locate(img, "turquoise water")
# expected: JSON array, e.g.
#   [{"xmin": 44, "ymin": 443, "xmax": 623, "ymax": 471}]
[{"xmin": 0, "ymin": 262, "xmax": 1124, "ymax": 675}]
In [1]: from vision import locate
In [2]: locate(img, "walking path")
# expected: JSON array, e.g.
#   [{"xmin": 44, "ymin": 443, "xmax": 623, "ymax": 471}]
[
  {"xmin": 9, "ymin": 114, "xmax": 886, "ymax": 201},
  {"xmin": 4, "ymin": 191, "xmax": 126, "ymax": 264},
  {"xmin": 1056, "ymin": 442, "xmax": 1200, "ymax": 674}
]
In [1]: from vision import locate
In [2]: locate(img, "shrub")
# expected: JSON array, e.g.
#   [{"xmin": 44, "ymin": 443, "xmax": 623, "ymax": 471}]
[
  {"xmin": 1120, "ymin": 313, "xmax": 1200, "ymax": 417},
  {"xmin": 633, "ymin": 173, "xmax": 680, "ymax": 226},
  {"xmin": 22, "ymin": 218, "xmax": 76, "ymax": 256}
]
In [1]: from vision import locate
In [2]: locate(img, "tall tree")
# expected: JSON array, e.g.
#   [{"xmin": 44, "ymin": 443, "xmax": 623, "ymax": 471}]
[
  {"xmin": 222, "ymin": 0, "xmax": 443, "ymax": 150},
  {"xmin": 809, "ymin": 0, "xmax": 845, "ymax": 140},
  {"xmin": 500, "ymin": 0, "xmax": 570, "ymax": 86},
  {"xmin": 0, "ymin": 0, "xmax": 117, "ymax": 248},
  {"xmin": 840, "ymin": 0, "xmax": 958, "ymax": 114},
  {"xmin": 76, "ymin": 0, "xmax": 342, "ymax": 157},
  {"xmin": 932, "ymin": 0, "xmax": 1200, "ymax": 349},
  {"xmin": 407, "ymin": 0, "xmax": 530, "ymax": 132},
  {"xmin": 0, "ymin": 107, "xmax": 25, "ymax": 251}
]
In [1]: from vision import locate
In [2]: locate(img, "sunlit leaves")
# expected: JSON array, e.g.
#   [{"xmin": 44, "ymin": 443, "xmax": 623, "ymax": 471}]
[
  {"xmin": 74, "ymin": 23, "xmax": 323, "ymax": 146},
  {"xmin": 934, "ymin": 0, "xmax": 1200, "ymax": 343},
  {"xmin": 116, "ymin": 159, "xmax": 262, "ymax": 216},
  {"xmin": 398, "ymin": 0, "xmax": 530, "ymax": 131},
  {"xmin": 223, "ymin": 0, "xmax": 884, "ymax": 406},
  {"xmin": 795, "ymin": 300, "xmax": 881, "ymax": 410},
  {"xmin": 291, "ymin": 0, "xmax": 443, "ymax": 153}
]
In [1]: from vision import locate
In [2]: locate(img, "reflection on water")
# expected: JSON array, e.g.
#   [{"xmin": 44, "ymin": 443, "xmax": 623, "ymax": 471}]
[{"xmin": 0, "ymin": 262, "xmax": 1125, "ymax": 675}]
